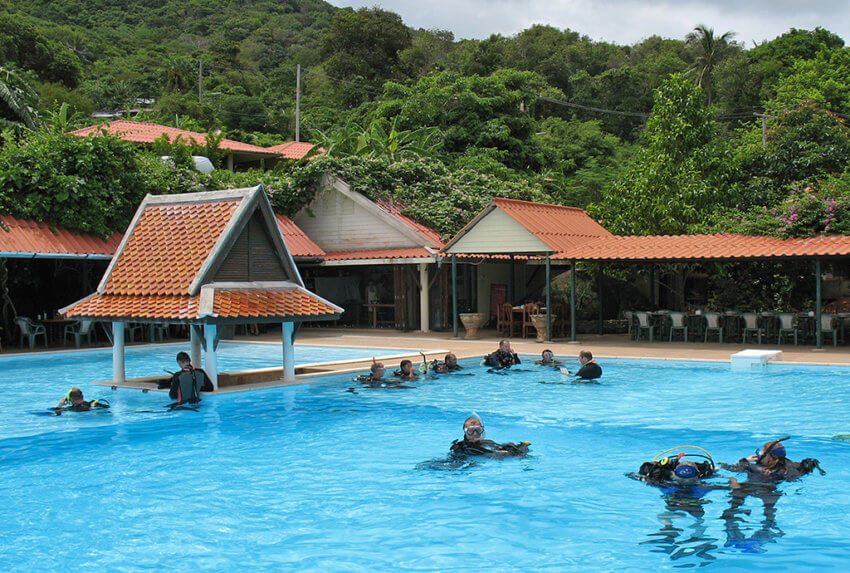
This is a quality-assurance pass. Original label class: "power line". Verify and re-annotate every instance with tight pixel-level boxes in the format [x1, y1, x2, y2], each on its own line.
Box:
[537, 95, 651, 118]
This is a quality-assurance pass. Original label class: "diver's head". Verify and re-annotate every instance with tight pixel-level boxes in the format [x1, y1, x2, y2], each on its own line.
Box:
[463, 416, 485, 442]
[673, 460, 699, 481]
[756, 439, 787, 467]
[578, 350, 593, 365]
[370, 362, 385, 378]
[541, 349, 554, 363]
[400, 359, 413, 374]
[445, 353, 457, 367]
[68, 387, 85, 404]
[176, 351, 191, 367]
[499, 339, 511, 352]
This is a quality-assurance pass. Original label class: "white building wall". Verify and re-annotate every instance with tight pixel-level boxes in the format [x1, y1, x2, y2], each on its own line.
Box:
[476, 262, 513, 323]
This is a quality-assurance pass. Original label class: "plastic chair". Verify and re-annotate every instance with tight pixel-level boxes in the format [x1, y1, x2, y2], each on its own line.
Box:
[820, 314, 839, 347]
[149, 323, 169, 342]
[15, 316, 47, 350]
[634, 311, 654, 342]
[668, 312, 688, 342]
[126, 322, 145, 342]
[777, 313, 798, 345]
[623, 311, 634, 339]
[703, 312, 723, 343]
[64, 319, 95, 348]
[742, 313, 763, 344]
[522, 303, 540, 339]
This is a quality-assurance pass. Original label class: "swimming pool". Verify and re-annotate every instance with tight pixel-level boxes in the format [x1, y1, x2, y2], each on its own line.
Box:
[0, 355, 847, 570]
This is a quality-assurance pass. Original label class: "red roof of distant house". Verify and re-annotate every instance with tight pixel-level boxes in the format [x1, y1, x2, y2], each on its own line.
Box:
[0, 215, 122, 258]
[373, 197, 444, 247]
[323, 247, 435, 261]
[266, 141, 324, 160]
[68, 120, 277, 155]
[275, 214, 325, 258]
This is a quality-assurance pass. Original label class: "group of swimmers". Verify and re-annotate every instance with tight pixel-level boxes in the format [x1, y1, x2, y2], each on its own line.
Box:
[53, 351, 213, 414]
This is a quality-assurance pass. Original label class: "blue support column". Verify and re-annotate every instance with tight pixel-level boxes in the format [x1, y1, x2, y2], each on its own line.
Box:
[282, 321, 295, 382]
[112, 321, 125, 384]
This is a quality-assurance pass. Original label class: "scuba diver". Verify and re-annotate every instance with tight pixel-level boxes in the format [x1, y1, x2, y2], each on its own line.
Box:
[720, 438, 823, 554]
[485, 339, 521, 369]
[561, 350, 602, 380]
[54, 387, 110, 413]
[426, 353, 463, 374]
[168, 351, 212, 407]
[535, 349, 563, 367]
[449, 416, 530, 458]
[393, 359, 419, 381]
[352, 361, 387, 387]
[634, 446, 724, 565]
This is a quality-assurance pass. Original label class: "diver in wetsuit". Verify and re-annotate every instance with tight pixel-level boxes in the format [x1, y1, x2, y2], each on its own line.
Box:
[429, 353, 463, 374]
[352, 361, 389, 387]
[722, 437, 823, 483]
[450, 417, 530, 458]
[535, 349, 562, 367]
[485, 340, 521, 369]
[393, 359, 418, 381]
[168, 352, 213, 406]
[565, 350, 602, 379]
[55, 387, 110, 412]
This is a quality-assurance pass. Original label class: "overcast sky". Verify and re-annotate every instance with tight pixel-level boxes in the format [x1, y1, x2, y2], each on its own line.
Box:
[327, 0, 850, 46]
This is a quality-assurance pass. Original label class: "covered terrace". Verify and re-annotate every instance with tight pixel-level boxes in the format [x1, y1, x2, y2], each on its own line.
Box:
[443, 198, 850, 349]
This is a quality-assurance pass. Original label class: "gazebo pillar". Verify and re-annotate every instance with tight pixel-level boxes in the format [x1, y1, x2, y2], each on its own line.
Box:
[419, 262, 430, 333]
[190, 325, 202, 367]
[545, 255, 552, 342]
[816, 259, 823, 350]
[204, 324, 219, 390]
[570, 261, 577, 342]
[226, 153, 234, 171]
[597, 263, 604, 335]
[112, 321, 125, 384]
[282, 321, 296, 382]
[451, 255, 458, 338]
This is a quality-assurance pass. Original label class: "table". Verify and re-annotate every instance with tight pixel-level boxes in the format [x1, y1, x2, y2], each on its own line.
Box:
[37, 319, 74, 345]
[363, 303, 395, 328]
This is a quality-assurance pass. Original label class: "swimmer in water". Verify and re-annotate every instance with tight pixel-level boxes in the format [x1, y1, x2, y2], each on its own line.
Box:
[393, 359, 418, 381]
[563, 350, 602, 379]
[722, 438, 823, 484]
[485, 339, 521, 369]
[449, 417, 530, 458]
[55, 387, 110, 412]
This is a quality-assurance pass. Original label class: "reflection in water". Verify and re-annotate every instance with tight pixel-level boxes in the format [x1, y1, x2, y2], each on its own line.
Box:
[641, 483, 721, 565]
[721, 482, 784, 554]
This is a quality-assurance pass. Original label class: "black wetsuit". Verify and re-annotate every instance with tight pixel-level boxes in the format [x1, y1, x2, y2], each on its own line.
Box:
[638, 460, 715, 482]
[169, 366, 212, 405]
[62, 400, 110, 412]
[486, 350, 521, 369]
[574, 360, 602, 380]
[450, 438, 529, 458]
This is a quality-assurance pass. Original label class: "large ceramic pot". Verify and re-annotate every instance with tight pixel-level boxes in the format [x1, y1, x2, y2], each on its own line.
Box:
[530, 313, 556, 343]
[459, 312, 486, 339]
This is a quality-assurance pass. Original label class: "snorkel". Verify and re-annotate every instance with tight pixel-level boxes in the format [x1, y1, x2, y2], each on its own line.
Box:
[755, 436, 790, 465]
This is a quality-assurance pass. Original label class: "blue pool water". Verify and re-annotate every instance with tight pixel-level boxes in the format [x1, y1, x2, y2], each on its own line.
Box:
[1, 353, 848, 570]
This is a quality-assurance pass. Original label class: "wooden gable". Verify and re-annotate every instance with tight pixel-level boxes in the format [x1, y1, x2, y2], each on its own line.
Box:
[213, 211, 290, 282]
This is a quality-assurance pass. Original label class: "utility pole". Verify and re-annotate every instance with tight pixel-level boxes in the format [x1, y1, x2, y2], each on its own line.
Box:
[198, 59, 203, 102]
[295, 64, 301, 142]
[754, 112, 776, 148]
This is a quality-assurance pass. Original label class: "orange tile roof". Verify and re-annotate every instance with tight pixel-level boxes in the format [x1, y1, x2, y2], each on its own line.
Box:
[552, 233, 850, 261]
[275, 214, 325, 258]
[0, 215, 122, 258]
[373, 197, 444, 246]
[266, 141, 324, 159]
[493, 197, 612, 252]
[104, 200, 241, 296]
[64, 285, 340, 321]
[69, 120, 277, 155]
[323, 247, 435, 261]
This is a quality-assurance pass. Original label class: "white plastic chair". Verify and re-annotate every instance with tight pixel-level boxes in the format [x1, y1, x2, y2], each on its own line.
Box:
[635, 311, 654, 342]
[64, 320, 95, 348]
[742, 313, 763, 344]
[16, 316, 47, 350]
[821, 314, 838, 347]
[668, 312, 688, 342]
[623, 310, 634, 339]
[777, 313, 798, 345]
[704, 312, 723, 343]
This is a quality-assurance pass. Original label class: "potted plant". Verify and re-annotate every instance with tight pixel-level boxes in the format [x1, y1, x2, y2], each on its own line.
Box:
[458, 312, 486, 339]
[530, 313, 556, 343]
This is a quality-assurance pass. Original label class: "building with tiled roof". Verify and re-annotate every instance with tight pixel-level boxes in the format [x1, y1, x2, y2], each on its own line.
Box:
[443, 197, 850, 346]
[68, 120, 279, 170]
[0, 215, 122, 260]
[292, 174, 445, 332]
[266, 141, 324, 160]
[61, 185, 342, 387]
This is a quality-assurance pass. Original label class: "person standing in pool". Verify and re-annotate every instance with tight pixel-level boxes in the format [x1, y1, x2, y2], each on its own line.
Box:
[565, 350, 601, 379]
[168, 351, 213, 406]
[486, 340, 521, 369]
[353, 362, 386, 386]
[450, 417, 529, 458]
[56, 387, 109, 412]
[394, 359, 418, 381]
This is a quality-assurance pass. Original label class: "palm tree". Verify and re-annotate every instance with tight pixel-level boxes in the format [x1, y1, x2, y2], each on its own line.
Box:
[0, 65, 40, 130]
[686, 25, 736, 105]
